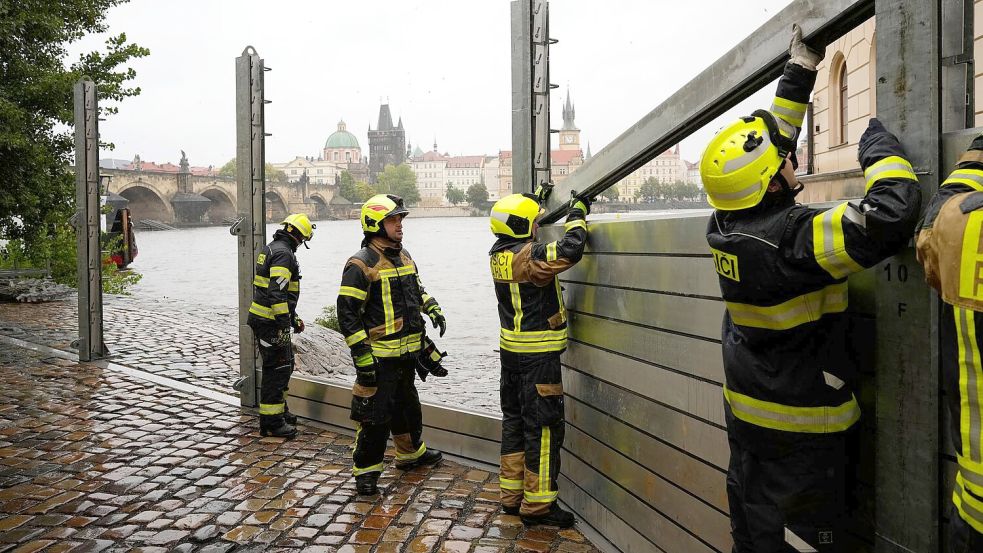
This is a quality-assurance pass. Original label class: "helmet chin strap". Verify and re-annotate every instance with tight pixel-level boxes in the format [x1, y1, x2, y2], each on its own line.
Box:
[772, 161, 803, 199]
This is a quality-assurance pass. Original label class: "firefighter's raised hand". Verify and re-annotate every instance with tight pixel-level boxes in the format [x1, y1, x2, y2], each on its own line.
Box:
[789, 23, 823, 71]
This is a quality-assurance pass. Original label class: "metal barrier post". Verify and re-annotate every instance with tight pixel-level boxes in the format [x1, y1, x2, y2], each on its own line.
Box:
[511, 0, 553, 194]
[74, 78, 106, 362]
[233, 47, 268, 408]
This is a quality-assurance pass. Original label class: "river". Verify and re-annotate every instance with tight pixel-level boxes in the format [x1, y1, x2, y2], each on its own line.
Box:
[129, 216, 502, 373]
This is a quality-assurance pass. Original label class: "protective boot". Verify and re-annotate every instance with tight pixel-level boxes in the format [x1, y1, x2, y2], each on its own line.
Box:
[355, 472, 380, 496]
[259, 415, 297, 439]
[283, 406, 297, 425]
[521, 503, 576, 528]
[502, 505, 520, 516]
[395, 448, 443, 470]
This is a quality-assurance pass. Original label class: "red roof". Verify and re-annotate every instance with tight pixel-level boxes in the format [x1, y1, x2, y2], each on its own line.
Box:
[446, 155, 485, 168]
[551, 149, 583, 165]
[413, 151, 448, 162]
[117, 160, 219, 176]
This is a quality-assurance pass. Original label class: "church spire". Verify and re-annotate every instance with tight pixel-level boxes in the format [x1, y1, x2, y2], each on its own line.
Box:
[562, 88, 577, 131]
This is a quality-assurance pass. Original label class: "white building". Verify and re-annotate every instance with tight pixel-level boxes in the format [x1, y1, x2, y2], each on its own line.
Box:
[272, 157, 346, 185]
[445, 156, 486, 192]
[484, 156, 502, 201]
[409, 146, 449, 207]
[613, 145, 690, 200]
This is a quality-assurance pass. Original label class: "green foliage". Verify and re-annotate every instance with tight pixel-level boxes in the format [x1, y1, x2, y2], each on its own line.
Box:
[0, 0, 149, 249]
[375, 164, 420, 204]
[338, 170, 359, 202]
[314, 305, 341, 332]
[636, 178, 702, 202]
[600, 186, 620, 202]
[465, 183, 489, 208]
[218, 158, 288, 183]
[355, 181, 376, 202]
[445, 183, 465, 206]
[636, 178, 662, 202]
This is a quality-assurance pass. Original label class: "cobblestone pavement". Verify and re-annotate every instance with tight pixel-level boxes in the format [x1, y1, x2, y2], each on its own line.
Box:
[0, 296, 500, 414]
[0, 342, 599, 553]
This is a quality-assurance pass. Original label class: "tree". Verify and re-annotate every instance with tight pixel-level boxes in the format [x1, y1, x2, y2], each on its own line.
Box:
[600, 186, 620, 202]
[375, 164, 420, 204]
[637, 178, 662, 202]
[338, 170, 360, 203]
[466, 183, 489, 208]
[445, 183, 465, 206]
[218, 158, 287, 183]
[355, 181, 376, 202]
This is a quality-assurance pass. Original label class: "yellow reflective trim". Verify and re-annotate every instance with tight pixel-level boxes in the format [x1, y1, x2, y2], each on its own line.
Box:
[554, 277, 567, 325]
[723, 386, 860, 433]
[259, 402, 284, 415]
[546, 242, 558, 262]
[524, 490, 559, 503]
[509, 283, 523, 332]
[813, 203, 865, 279]
[954, 473, 983, 533]
[960, 212, 983, 302]
[499, 477, 523, 490]
[490, 251, 515, 281]
[499, 328, 568, 342]
[943, 169, 983, 191]
[564, 219, 587, 232]
[288, 281, 300, 292]
[249, 303, 274, 319]
[381, 278, 396, 336]
[863, 155, 916, 191]
[352, 462, 384, 476]
[396, 442, 426, 461]
[339, 286, 368, 301]
[956, 308, 983, 463]
[271, 302, 289, 315]
[959, 456, 983, 497]
[378, 266, 418, 278]
[770, 97, 808, 127]
[269, 266, 293, 280]
[539, 426, 550, 494]
[499, 338, 568, 354]
[370, 333, 423, 357]
[253, 275, 270, 288]
[726, 282, 848, 331]
[345, 330, 368, 347]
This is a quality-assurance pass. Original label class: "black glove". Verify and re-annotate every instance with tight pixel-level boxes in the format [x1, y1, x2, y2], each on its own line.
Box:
[274, 327, 291, 346]
[426, 305, 446, 337]
[415, 337, 448, 382]
[353, 351, 378, 386]
[535, 183, 554, 204]
[291, 316, 305, 334]
[570, 196, 591, 216]
[857, 118, 904, 164]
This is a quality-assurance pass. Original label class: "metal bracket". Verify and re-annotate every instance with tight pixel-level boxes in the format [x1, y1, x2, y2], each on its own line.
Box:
[943, 53, 973, 66]
[229, 216, 244, 236]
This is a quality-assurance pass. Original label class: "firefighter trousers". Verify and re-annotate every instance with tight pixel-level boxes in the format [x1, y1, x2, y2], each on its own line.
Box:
[499, 351, 565, 517]
[726, 415, 850, 553]
[951, 500, 983, 552]
[255, 327, 294, 423]
[351, 359, 427, 476]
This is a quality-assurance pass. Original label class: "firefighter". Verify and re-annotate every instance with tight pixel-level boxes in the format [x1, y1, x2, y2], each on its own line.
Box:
[700, 26, 921, 551]
[489, 191, 589, 528]
[247, 213, 314, 439]
[915, 137, 983, 551]
[337, 194, 444, 496]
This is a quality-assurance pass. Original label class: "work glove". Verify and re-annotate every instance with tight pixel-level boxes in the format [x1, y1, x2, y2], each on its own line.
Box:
[273, 327, 291, 346]
[415, 337, 448, 382]
[569, 196, 591, 216]
[353, 351, 378, 386]
[426, 305, 447, 337]
[857, 118, 906, 167]
[788, 23, 824, 71]
[291, 316, 305, 334]
[535, 182, 554, 204]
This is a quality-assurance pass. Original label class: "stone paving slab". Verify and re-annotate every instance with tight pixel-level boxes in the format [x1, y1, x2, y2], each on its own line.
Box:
[0, 341, 600, 553]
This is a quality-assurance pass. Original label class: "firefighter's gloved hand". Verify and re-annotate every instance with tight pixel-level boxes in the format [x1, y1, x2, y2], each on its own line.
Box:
[274, 327, 291, 346]
[858, 118, 905, 166]
[292, 316, 305, 334]
[570, 197, 591, 216]
[789, 23, 824, 70]
[353, 351, 378, 386]
[535, 183, 554, 204]
[426, 305, 446, 337]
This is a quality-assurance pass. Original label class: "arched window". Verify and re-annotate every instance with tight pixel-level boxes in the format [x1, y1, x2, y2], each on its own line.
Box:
[332, 152, 338, 161]
[829, 53, 848, 146]
[869, 35, 877, 116]
[839, 63, 849, 144]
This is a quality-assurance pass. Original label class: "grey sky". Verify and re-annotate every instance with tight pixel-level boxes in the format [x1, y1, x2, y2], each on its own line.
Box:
[76, 0, 793, 169]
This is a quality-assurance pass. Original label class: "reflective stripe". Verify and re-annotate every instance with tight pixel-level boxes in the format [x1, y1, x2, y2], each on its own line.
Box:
[710, 181, 766, 202]
[371, 333, 423, 358]
[380, 277, 396, 336]
[249, 303, 274, 319]
[287, 281, 299, 292]
[813, 203, 864, 279]
[500, 328, 568, 342]
[546, 242, 557, 262]
[943, 168, 983, 191]
[499, 477, 523, 490]
[499, 338, 567, 354]
[954, 472, 983, 533]
[961, 212, 983, 302]
[345, 329, 368, 347]
[524, 490, 558, 503]
[724, 386, 861, 433]
[509, 283, 523, 332]
[722, 130, 773, 174]
[959, 456, 983, 497]
[564, 219, 587, 232]
[555, 277, 567, 325]
[253, 275, 270, 288]
[339, 286, 367, 301]
[863, 155, 916, 191]
[378, 266, 417, 278]
[396, 442, 426, 461]
[770, 97, 808, 127]
[956, 308, 983, 463]
[259, 402, 284, 415]
[352, 462, 384, 476]
[537, 426, 552, 500]
[784, 527, 818, 552]
[270, 266, 292, 280]
[726, 282, 848, 331]
[271, 302, 289, 315]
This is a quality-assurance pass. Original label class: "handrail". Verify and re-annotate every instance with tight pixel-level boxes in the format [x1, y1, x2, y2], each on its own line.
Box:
[539, 0, 874, 224]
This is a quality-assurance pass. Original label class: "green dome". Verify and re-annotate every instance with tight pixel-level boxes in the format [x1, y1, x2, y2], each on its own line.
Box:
[325, 121, 360, 149]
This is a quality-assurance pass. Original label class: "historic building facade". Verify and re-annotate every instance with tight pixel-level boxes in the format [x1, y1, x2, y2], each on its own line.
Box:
[367, 103, 406, 183]
[409, 143, 449, 207]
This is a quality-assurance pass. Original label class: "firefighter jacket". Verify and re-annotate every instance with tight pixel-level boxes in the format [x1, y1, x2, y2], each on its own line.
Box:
[707, 62, 922, 439]
[337, 237, 437, 362]
[916, 138, 983, 532]
[248, 229, 301, 330]
[489, 210, 588, 354]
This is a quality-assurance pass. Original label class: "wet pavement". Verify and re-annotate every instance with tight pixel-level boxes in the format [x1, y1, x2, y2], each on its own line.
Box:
[0, 339, 600, 552]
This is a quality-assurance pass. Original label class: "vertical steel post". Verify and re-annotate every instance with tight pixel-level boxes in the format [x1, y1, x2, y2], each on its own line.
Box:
[530, 0, 553, 195]
[942, 0, 975, 131]
[234, 47, 267, 408]
[74, 79, 106, 362]
[510, 0, 533, 193]
[873, 1, 943, 551]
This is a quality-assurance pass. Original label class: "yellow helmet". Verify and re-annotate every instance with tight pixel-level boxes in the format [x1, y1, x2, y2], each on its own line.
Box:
[282, 213, 315, 240]
[361, 194, 409, 233]
[700, 109, 796, 211]
[490, 194, 543, 238]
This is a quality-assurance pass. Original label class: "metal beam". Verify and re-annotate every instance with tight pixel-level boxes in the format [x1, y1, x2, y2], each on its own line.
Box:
[510, 0, 532, 194]
[539, 0, 874, 223]
[233, 47, 267, 408]
[873, 1, 944, 551]
[74, 78, 106, 362]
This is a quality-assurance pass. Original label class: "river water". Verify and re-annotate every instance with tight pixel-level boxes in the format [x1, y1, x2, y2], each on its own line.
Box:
[129, 216, 502, 373]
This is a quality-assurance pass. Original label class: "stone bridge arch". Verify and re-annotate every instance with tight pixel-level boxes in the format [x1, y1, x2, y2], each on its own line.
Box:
[118, 180, 174, 222]
[200, 187, 236, 223]
[309, 194, 330, 220]
[265, 191, 288, 222]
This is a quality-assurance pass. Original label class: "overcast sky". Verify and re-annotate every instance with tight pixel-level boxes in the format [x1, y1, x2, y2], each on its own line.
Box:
[74, 0, 793, 168]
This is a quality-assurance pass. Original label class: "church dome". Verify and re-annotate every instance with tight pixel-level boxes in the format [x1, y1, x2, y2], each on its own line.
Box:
[324, 120, 360, 149]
